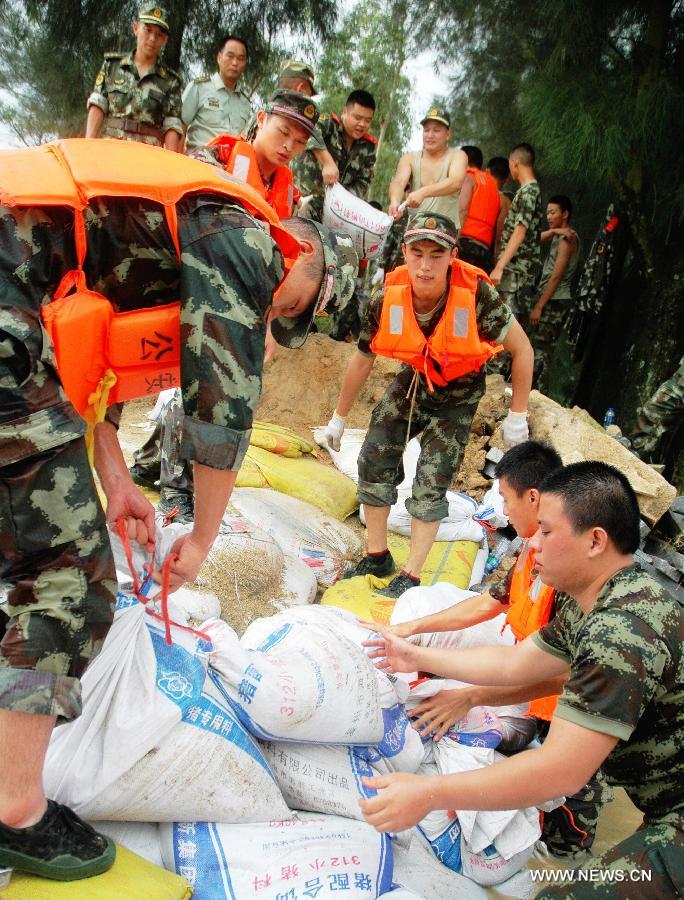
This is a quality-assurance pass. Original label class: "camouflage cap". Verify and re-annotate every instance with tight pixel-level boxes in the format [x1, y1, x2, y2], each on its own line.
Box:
[138, 1, 169, 31]
[279, 58, 315, 90]
[271, 226, 359, 349]
[403, 212, 458, 250]
[264, 89, 319, 137]
[420, 105, 451, 128]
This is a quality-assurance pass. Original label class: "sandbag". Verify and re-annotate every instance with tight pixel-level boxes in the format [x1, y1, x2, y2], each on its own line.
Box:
[4, 844, 191, 900]
[231, 487, 363, 586]
[322, 534, 480, 623]
[239, 446, 359, 519]
[92, 821, 163, 869]
[250, 420, 317, 457]
[415, 745, 540, 886]
[160, 813, 394, 899]
[46, 525, 290, 824]
[323, 182, 393, 259]
[392, 829, 487, 900]
[259, 731, 426, 821]
[207, 607, 405, 744]
[392, 585, 529, 720]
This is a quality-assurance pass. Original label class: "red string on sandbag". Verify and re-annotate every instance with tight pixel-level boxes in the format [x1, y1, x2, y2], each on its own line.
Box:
[115, 517, 211, 644]
[116, 517, 141, 596]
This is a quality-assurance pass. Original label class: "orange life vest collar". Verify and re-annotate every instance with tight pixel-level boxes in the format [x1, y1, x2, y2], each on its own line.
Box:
[460, 167, 500, 247]
[207, 134, 297, 219]
[369, 260, 502, 390]
[504, 538, 559, 721]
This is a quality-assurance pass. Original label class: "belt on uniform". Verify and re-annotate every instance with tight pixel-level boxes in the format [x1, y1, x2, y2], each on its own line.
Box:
[104, 117, 164, 139]
[459, 235, 491, 251]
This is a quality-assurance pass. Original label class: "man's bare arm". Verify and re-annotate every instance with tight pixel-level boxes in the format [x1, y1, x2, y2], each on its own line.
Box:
[85, 105, 104, 138]
[391, 591, 503, 639]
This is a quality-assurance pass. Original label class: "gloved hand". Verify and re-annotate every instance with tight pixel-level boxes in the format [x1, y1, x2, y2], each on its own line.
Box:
[371, 267, 385, 287]
[324, 411, 346, 452]
[502, 410, 529, 447]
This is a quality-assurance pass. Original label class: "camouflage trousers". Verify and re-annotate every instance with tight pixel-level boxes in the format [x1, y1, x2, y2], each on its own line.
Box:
[357, 365, 483, 521]
[1, 304, 116, 719]
[457, 236, 494, 274]
[487, 268, 537, 379]
[631, 356, 684, 458]
[297, 193, 324, 224]
[528, 297, 569, 394]
[542, 767, 613, 859]
[0, 437, 116, 720]
[535, 819, 684, 898]
[132, 392, 194, 497]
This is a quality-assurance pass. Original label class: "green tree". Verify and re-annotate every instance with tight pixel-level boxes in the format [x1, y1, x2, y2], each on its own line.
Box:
[313, 0, 413, 203]
[0, 0, 336, 144]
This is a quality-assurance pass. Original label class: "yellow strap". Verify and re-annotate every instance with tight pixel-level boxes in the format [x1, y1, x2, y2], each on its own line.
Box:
[83, 369, 118, 466]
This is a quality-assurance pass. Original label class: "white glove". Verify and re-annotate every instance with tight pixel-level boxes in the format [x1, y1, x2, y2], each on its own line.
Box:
[502, 411, 529, 447]
[324, 412, 346, 452]
[371, 267, 385, 287]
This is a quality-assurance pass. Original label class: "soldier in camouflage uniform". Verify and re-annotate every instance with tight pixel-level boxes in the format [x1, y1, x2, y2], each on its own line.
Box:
[631, 355, 684, 460]
[321, 212, 534, 598]
[490, 143, 543, 323]
[294, 89, 378, 223]
[85, 2, 182, 150]
[359, 462, 684, 898]
[528, 195, 580, 393]
[0, 144, 357, 880]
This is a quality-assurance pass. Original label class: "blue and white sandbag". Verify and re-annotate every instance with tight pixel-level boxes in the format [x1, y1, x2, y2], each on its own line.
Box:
[160, 813, 394, 899]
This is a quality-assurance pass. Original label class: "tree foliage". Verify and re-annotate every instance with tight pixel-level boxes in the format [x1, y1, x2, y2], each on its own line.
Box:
[0, 0, 337, 144]
[313, 0, 413, 202]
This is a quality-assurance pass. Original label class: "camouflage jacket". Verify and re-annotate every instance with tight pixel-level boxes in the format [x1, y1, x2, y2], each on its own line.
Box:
[0, 196, 283, 471]
[293, 113, 377, 212]
[533, 564, 684, 827]
[357, 270, 513, 400]
[497, 180, 542, 286]
[88, 50, 183, 143]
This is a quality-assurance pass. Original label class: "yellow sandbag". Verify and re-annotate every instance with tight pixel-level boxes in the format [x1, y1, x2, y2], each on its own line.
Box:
[322, 533, 480, 624]
[235, 453, 269, 487]
[5, 845, 192, 900]
[250, 421, 316, 458]
[242, 446, 359, 519]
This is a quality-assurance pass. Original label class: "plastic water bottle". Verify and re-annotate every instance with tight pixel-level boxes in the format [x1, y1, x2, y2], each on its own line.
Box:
[484, 538, 512, 575]
[603, 407, 616, 428]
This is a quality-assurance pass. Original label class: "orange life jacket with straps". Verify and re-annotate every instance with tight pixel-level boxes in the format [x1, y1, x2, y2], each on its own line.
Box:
[0, 139, 300, 457]
[459, 168, 500, 247]
[504, 538, 559, 720]
[369, 260, 502, 390]
[206, 134, 299, 218]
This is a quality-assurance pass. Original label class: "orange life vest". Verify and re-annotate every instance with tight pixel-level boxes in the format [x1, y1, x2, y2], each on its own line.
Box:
[460, 168, 500, 247]
[369, 260, 502, 390]
[0, 139, 300, 447]
[504, 538, 558, 720]
[207, 134, 299, 218]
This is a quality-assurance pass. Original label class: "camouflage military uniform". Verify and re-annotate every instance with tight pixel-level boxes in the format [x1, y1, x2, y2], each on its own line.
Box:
[531, 233, 580, 393]
[356, 276, 512, 521]
[496, 179, 543, 319]
[379, 210, 408, 273]
[294, 113, 377, 222]
[631, 356, 684, 459]
[87, 51, 183, 145]
[532, 564, 684, 897]
[0, 193, 285, 719]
